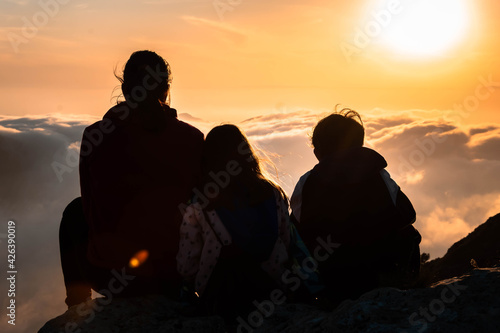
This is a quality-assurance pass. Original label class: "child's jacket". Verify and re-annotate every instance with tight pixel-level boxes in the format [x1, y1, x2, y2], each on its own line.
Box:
[291, 146, 416, 247]
[291, 147, 421, 302]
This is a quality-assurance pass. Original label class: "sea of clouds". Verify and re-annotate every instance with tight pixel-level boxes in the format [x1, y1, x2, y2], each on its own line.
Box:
[1, 109, 500, 332]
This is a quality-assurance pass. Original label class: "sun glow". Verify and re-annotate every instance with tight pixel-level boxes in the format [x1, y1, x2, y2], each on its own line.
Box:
[379, 0, 470, 58]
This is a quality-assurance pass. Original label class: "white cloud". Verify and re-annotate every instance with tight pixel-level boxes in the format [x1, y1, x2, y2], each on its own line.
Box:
[237, 111, 500, 260]
[0, 124, 20, 133]
[0, 116, 91, 332]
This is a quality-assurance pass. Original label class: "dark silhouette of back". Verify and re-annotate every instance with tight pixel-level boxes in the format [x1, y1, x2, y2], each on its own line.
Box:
[291, 109, 421, 304]
[59, 50, 203, 307]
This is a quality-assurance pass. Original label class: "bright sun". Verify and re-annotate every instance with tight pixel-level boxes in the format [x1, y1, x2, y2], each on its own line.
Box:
[379, 0, 470, 58]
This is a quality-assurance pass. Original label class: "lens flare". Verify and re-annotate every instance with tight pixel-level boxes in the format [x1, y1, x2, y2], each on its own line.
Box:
[129, 250, 149, 268]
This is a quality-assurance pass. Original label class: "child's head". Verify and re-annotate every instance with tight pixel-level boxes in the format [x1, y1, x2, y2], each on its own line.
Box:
[312, 108, 364, 160]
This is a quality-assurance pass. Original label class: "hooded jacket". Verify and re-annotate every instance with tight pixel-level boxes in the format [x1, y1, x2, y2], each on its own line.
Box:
[79, 102, 203, 283]
[292, 147, 416, 249]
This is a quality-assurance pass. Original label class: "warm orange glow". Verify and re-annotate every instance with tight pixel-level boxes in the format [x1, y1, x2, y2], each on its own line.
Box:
[0, 0, 496, 123]
[378, 0, 471, 58]
[129, 250, 149, 268]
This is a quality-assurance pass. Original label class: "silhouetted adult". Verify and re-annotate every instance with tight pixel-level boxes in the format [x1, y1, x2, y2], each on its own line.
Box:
[59, 50, 203, 307]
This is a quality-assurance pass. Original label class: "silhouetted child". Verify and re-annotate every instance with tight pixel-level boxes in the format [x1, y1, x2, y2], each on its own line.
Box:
[290, 109, 421, 304]
[176, 124, 290, 322]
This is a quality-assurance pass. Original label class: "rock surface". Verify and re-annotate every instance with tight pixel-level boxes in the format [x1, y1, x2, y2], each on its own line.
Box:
[420, 213, 500, 286]
[38, 295, 226, 333]
[39, 267, 500, 333]
[40, 214, 500, 333]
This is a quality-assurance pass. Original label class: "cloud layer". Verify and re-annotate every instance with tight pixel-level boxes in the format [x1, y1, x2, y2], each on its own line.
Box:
[0, 114, 94, 332]
[241, 112, 500, 259]
[1, 110, 500, 331]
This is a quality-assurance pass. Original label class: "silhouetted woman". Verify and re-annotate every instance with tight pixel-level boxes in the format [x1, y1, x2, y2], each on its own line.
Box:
[59, 50, 203, 307]
[176, 124, 290, 321]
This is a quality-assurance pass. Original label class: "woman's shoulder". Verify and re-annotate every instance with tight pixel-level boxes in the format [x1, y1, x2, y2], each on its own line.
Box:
[266, 180, 288, 203]
[258, 180, 288, 215]
[166, 109, 203, 138]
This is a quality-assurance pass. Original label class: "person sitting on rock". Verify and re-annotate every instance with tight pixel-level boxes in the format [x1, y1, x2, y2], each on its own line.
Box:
[59, 50, 204, 308]
[290, 108, 421, 304]
[176, 124, 290, 320]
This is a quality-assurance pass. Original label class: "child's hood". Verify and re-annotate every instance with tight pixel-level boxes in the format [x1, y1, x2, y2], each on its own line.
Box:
[312, 147, 387, 184]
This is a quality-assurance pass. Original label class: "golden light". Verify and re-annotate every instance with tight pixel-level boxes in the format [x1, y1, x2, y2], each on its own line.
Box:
[129, 250, 149, 268]
[379, 0, 470, 58]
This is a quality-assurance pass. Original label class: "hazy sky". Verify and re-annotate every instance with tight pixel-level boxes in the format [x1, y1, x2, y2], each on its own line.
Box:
[1, 0, 500, 332]
[1, 0, 499, 121]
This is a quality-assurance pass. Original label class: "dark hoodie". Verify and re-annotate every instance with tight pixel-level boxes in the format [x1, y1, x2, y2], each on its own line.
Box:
[298, 147, 416, 247]
[79, 102, 203, 283]
[294, 147, 420, 302]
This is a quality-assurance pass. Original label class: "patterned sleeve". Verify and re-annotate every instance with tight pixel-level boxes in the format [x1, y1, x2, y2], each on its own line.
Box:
[176, 204, 203, 281]
[260, 189, 291, 283]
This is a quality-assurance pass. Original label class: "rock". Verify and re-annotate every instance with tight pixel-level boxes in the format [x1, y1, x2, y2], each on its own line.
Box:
[38, 295, 225, 333]
[420, 213, 500, 286]
[39, 267, 500, 333]
[40, 214, 500, 332]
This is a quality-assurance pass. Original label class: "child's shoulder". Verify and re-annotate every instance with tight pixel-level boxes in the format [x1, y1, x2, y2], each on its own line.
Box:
[342, 147, 387, 165]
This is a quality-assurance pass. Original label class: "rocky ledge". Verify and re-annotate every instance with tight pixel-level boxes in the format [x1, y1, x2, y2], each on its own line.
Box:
[39, 266, 500, 333]
[40, 214, 500, 332]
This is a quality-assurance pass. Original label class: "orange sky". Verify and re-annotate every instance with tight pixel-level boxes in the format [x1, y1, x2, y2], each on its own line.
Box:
[1, 2, 500, 331]
[0, 0, 499, 123]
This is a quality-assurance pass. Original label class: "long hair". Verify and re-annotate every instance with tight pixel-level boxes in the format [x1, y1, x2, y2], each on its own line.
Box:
[202, 124, 286, 208]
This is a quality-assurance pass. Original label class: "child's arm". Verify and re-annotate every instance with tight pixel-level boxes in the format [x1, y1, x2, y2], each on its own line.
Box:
[176, 204, 203, 282]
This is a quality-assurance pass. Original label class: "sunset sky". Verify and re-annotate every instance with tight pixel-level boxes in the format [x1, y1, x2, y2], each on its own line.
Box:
[1, 0, 500, 331]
